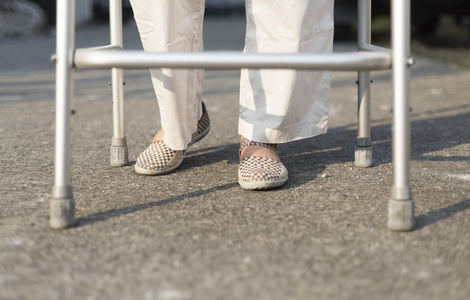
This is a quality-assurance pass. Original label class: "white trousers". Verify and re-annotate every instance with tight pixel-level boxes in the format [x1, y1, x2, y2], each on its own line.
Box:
[129, 0, 334, 150]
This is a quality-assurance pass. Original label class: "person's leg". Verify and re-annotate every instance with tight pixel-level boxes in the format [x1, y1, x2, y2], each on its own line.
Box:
[238, 0, 334, 189]
[130, 0, 210, 175]
[130, 0, 205, 150]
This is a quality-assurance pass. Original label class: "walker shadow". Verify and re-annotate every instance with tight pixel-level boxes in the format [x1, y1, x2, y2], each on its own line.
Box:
[78, 108, 469, 228]
[77, 182, 240, 227]
[414, 199, 470, 230]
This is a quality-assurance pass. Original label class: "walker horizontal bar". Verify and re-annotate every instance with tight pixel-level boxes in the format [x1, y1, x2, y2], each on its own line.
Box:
[359, 43, 390, 53]
[74, 50, 392, 71]
[53, 45, 122, 63]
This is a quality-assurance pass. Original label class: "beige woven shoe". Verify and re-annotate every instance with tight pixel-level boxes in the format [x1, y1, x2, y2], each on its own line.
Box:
[135, 103, 210, 175]
[238, 137, 288, 190]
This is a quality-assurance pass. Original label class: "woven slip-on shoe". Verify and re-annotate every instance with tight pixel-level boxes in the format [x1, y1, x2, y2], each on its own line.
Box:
[238, 137, 288, 190]
[135, 102, 210, 175]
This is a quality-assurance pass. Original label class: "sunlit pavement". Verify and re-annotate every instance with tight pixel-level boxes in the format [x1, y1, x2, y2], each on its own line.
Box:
[1, 17, 469, 300]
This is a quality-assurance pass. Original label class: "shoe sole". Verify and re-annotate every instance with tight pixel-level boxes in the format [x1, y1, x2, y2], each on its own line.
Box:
[239, 177, 288, 190]
[135, 163, 181, 175]
[135, 123, 211, 176]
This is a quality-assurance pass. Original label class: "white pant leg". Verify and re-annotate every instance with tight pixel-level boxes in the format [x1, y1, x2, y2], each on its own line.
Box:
[129, 0, 205, 150]
[239, 0, 334, 144]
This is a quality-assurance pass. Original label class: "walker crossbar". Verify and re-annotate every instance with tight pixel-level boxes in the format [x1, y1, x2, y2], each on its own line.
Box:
[74, 50, 392, 71]
[51, 0, 415, 231]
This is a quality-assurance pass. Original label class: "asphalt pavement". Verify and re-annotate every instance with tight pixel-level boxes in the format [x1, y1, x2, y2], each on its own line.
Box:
[1, 17, 469, 300]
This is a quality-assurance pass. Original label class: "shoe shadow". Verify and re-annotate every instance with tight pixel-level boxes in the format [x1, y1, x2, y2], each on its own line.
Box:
[176, 139, 338, 190]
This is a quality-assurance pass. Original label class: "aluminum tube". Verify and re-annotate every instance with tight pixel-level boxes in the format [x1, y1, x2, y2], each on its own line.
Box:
[111, 68, 125, 140]
[357, 0, 371, 140]
[392, 0, 412, 199]
[54, 0, 75, 189]
[74, 50, 392, 71]
[358, 0, 371, 46]
[109, 0, 123, 47]
[109, 0, 125, 141]
[357, 71, 371, 138]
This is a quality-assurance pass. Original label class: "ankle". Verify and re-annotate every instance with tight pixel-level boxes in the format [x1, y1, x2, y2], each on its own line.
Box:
[152, 129, 165, 143]
[239, 137, 280, 162]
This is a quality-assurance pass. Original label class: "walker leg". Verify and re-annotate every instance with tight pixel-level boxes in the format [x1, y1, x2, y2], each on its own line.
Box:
[387, 0, 415, 231]
[50, 0, 77, 229]
[355, 71, 373, 168]
[355, 0, 373, 168]
[110, 67, 129, 167]
[109, 0, 129, 167]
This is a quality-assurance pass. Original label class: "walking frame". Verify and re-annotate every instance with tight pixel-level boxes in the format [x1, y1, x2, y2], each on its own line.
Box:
[51, 0, 415, 230]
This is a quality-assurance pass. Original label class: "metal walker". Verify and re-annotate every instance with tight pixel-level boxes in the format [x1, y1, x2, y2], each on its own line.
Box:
[51, 0, 415, 230]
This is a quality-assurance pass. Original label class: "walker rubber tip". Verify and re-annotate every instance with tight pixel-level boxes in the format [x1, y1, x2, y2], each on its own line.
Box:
[387, 199, 415, 231]
[110, 145, 129, 167]
[354, 146, 373, 168]
[50, 198, 77, 229]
